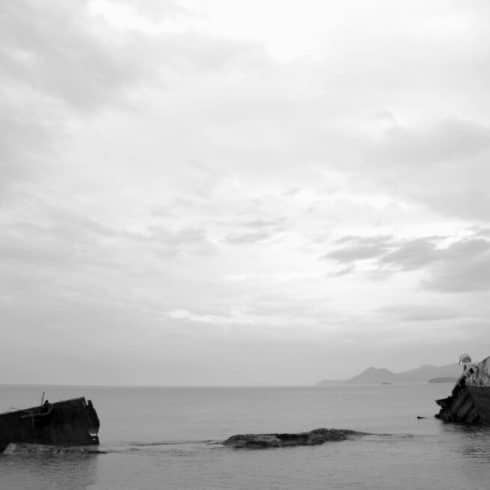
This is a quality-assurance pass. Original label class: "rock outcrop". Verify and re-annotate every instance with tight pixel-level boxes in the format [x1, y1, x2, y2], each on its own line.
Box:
[435, 377, 481, 423]
[223, 428, 366, 449]
[435, 357, 490, 424]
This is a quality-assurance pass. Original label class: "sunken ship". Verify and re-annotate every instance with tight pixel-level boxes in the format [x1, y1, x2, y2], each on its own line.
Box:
[0, 397, 100, 452]
[436, 355, 490, 424]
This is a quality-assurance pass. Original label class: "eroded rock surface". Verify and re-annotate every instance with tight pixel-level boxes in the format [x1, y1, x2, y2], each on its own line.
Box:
[223, 428, 367, 449]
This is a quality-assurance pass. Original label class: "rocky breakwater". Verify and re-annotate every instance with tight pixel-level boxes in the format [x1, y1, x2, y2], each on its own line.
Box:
[223, 428, 367, 449]
[435, 356, 490, 424]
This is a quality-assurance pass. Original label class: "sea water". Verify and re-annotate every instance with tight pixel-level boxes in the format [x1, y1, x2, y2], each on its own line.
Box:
[1, 384, 490, 490]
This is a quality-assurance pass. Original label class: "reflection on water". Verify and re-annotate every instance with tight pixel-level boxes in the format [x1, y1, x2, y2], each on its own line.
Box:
[0, 448, 99, 490]
[449, 425, 490, 462]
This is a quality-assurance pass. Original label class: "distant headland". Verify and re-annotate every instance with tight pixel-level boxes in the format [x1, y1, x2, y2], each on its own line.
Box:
[316, 363, 460, 386]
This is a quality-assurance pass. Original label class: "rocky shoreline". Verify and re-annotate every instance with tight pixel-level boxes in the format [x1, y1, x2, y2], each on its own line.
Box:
[223, 428, 367, 449]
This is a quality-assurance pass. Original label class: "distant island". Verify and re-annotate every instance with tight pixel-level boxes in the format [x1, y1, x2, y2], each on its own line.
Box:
[428, 377, 459, 384]
[316, 363, 461, 386]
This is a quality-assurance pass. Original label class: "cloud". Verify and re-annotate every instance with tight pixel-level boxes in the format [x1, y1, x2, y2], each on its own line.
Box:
[379, 304, 462, 323]
[370, 119, 490, 167]
[380, 238, 440, 271]
[1, 0, 150, 111]
[0, 99, 53, 193]
[1, 215, 119, 277]
[0, 0, 152, 196]
[166, 308, 300, 327]
[326, 235, 393, 262]
[225, 230, 275, 245]
[427, 238, 490, 292]
[223, 216, 287, 245]
[361, 118, 490, 220]
[149, 225, 216, 256]
[94, 0, 188, 21]
[3, 0, 490, 383]
[0, 0, 268, 198]
[327, 233, 490, 292]
[326, 234, 448, 272]
[241, 218, 286, 229]
[0, 204, 218, 278]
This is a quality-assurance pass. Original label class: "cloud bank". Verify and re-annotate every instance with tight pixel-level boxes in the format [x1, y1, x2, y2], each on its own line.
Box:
[2, 0, 490, 384]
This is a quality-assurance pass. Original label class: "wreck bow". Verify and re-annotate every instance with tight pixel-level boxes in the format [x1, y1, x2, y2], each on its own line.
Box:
[0, 397, 100, 452]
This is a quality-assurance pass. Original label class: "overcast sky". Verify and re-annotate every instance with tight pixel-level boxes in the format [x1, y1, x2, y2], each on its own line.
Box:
[1, 0, 490, 385]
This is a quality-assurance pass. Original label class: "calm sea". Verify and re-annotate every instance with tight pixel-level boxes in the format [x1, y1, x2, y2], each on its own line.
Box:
[1, 384, 490, 489]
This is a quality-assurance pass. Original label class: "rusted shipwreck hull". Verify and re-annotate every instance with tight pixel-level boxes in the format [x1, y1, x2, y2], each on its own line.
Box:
[436, 356, 490, 424]
[0, 397, 100, 452]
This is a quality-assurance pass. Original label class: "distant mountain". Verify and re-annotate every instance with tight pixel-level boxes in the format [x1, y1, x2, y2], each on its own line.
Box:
[394, 364, 460, 383]
[316, 363, 461, 386]
[348, 367, 395, 384]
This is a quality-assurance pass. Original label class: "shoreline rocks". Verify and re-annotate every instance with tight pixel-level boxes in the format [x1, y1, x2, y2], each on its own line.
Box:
[223, 428, 367, 449]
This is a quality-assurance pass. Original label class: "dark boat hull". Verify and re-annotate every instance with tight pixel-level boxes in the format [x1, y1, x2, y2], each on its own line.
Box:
[0, 397, 100, 452]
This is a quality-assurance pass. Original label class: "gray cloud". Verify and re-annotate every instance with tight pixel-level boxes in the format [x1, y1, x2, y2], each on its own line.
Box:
[426, 239, 490, 292]
[326, 233, 490, 292]
[3, 0, 490, 383]
[149, 226, 206, 245]
[0, 208, 216, 275]
[379, 304, 462, 323]
[326, 234, 446, 271]
[0, 215, 119, 270]
[1, 1, 149, 111]
[0, 0, 267, 198]
[241, 218, 287, 230]
[149, 226, 216, 257]
[326, 235, 393, 262]
[225, 230, 274, 245]
[0, 104, 52, 193]
[224, 216, 287, 245]
[0, 0, 151, 195]
[361, 118, 490, 221]
[1, 1, 264, 111]
[380, 238, 440, 271]
[370, 119, 490, 167]
[117, 0, 189, 19]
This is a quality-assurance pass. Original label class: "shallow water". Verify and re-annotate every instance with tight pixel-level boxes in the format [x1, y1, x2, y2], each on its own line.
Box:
[1, 384, 490, 489]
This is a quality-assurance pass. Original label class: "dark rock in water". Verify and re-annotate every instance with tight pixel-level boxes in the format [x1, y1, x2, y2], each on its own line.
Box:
[223, 428, 366, 449]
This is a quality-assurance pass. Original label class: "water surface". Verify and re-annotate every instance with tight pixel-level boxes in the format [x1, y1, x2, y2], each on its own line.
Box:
[1, 384, 490, 489]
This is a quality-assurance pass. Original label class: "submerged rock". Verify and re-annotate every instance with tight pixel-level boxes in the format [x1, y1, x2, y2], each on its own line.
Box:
[223, 428, 366, 449]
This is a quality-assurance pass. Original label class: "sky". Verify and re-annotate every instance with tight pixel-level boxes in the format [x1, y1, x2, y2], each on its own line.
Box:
[1, 0, 490, 385]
